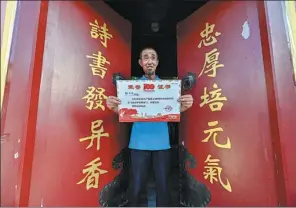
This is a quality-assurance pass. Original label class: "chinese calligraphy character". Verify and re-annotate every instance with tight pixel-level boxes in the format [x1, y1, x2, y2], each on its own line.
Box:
[89, 19, 113, 48]
[82, 87, 107, 111]
[199, 48, 224, 78]
[198, 22, 221, 48]
[202, 121, 231, 149]
[200, 83, 227, 112]
[203, 154, 232, 192]
[79, 120, 109, 151]
[165, 84, 171, 89]
[77, 157, 108, 190]
[86, 51, 110, 79]
[158, 84, 164, 89]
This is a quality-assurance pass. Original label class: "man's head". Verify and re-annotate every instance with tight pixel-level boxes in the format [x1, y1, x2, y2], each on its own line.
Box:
[138, 47, 159, 77]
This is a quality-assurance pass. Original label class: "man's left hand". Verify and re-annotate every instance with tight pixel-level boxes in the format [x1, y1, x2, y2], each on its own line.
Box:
[178, 94, 194, 112]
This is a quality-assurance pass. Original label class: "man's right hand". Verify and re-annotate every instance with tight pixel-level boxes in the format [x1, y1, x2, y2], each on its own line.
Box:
[106, 96, 121, 113]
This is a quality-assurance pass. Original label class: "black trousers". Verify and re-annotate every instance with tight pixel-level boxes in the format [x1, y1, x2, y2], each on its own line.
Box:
[128, 149, 171, 207]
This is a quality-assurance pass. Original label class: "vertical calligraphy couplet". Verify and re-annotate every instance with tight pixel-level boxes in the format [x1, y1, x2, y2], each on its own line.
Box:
[77, 18, 114, 191]
[197, 22, 233, 193]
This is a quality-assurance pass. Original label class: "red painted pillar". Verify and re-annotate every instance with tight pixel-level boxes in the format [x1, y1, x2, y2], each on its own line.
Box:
[260, 1, 296, 206]
[1, 1, 49, 206]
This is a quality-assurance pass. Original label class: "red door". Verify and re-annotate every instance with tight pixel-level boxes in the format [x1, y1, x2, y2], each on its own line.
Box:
[178, 1, 278, 206]
[1, 1, 131, 207]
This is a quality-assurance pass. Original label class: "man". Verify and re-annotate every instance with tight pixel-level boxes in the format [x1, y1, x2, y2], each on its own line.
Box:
[106, 47, 193, 207]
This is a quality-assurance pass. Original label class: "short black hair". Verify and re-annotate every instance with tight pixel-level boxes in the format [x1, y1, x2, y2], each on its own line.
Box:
[139, 47, 158, 59]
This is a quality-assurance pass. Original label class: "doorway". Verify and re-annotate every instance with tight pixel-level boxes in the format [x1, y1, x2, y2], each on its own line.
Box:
[104, 0, 208, 206]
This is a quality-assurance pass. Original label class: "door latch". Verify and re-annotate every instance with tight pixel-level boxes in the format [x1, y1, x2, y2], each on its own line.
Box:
[181, 72, 197, 91]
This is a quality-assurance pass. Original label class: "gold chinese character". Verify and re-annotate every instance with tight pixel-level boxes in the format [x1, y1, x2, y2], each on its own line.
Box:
[199, 48, 224, 78]
[200, 83, 227, 111]
[79, 120, 109, 151]
[86, 51, 110, 79]
[198, 22, 221, 48]
[82, 87, 107, 111]
[89, 20, 113, 48]
[202, 121, 231, 149]
[77, 157, 108, 190]
[203, 154, 232, 192]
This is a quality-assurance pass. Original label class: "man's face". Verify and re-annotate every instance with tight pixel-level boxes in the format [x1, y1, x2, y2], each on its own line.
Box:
[139, 48, 159, 76]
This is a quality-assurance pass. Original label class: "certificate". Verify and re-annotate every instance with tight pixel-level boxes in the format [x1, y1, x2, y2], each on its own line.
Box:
[116, 79, 181, 122]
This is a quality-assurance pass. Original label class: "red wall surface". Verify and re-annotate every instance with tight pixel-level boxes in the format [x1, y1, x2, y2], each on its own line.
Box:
[1, 1, 44, 205]
[264, 1, 296, 206]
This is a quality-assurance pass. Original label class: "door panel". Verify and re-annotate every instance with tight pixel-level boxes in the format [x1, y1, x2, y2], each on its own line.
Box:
[28, 1, 131, 206]
[265, 1, 296, 205]
[177, 1, 277, 206]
